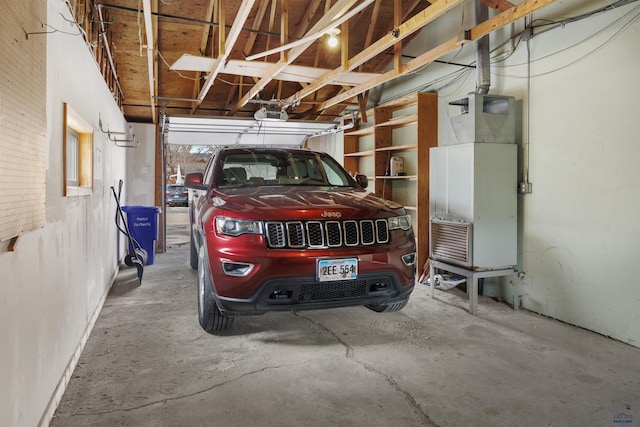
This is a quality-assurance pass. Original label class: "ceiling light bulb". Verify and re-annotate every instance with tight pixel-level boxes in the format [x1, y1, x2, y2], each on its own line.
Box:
[326, 28, 340, 48]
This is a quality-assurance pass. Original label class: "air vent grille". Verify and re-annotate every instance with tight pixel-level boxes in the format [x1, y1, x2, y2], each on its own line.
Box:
[430, 219, 472, 267]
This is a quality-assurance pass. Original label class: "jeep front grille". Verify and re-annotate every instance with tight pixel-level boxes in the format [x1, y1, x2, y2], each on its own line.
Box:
[265, 219, 389, 249]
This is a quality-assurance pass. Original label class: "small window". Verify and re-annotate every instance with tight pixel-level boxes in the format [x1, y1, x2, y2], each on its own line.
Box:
[63, 103, 93, 196]
[66, 128, 79, 187]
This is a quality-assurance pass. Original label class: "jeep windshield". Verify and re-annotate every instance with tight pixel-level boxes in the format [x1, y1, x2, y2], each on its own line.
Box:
[216, 148, 355, 188]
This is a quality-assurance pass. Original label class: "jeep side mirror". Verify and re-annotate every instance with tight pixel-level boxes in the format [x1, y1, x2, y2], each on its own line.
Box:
[354, 173, 368, 189]
[184, 172, 208, 190]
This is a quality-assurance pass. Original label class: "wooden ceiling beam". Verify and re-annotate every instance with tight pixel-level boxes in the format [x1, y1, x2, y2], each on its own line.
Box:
[394, 0, 402, 72]
[312, 0, 332, 70]
[142, 0, 157, 123]
[294, 0, 323, 38]
[229, 0, 361, 115]
[320, 0, 556, 110]
[284, 0, 462, 107]
[357, 92, 369, 123]
[479, 0, 515, 13]
[218, 0, 226, 56]
[341, 20, 349, 70]
[244, 0, 272, 57]
[152, 0, 158, 123]
[191, 0, 256, 113]
[281, 0, 288, 63]
[266, 0, 277, 52]
[357, 0, 381, 72]
[330, 0, 421, 120]
[191, 0, 216, 106]
[224, 0, 272, 111]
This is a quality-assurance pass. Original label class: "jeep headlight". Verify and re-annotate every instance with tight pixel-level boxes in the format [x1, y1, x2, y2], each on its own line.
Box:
[387, 215, 412, 231]
[215, 217, 263, 236]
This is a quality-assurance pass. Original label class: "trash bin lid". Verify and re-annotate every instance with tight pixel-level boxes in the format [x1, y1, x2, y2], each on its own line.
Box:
[122, 205, 162, 214]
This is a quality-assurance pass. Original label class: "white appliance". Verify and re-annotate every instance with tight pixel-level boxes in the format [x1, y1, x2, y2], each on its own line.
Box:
[429, 143, 516, 269]
[390, 156, 404, 176]
[429, 93, 517, 270]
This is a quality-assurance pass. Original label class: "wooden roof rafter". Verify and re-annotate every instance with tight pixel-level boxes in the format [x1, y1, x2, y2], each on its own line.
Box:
[191, 0, 256, 113]
[228, 0, 362, 115]
[224, 0, 273, 111]
[142, 0, 158, 123]
[284, 0, 463, 108]
[191, 0, 216, 105]
[320, 0, 557, 111]
[479, 0, 515, 13]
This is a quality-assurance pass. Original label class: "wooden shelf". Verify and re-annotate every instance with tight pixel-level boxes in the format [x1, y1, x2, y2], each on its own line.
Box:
[375, 114, 418, 128]
[343, 92, 438, 276]
[375, 175, 417, 181]
[344, 126, 375, 136]
[344, 150, 374, 157]
[375, 144, 417, 153]
[378, 93, 417, 111]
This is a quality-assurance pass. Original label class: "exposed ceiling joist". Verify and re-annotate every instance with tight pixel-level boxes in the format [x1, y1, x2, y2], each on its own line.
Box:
[191, 0, 215, 103]
[223, 0, 273, 109]
[294, 0, 324, 38]
[479, 0, 516, 13]
[393, 0, 402, 72]
[284, 0, 462, 107]
[358, 0, 381, 72]
[86, 0, 563, 123]
[228, 0, 362, 115]
[191, 0, 256, 112]
[320, 0, 556, 111]
[142, 0, 157, 123]
[281, 0, 289, 62]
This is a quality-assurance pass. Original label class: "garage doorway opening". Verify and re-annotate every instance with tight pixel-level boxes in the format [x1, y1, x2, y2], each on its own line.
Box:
[159, 115, 343, 252]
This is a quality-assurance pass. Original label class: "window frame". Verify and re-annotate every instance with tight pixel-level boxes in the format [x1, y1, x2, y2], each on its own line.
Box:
[63, 103, 94, 196]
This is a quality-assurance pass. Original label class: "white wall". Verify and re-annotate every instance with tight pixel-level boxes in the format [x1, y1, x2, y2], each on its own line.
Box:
[0, 1, 135, 425]
[1, 2, 637, 426]
[380, 0, 640, 346]
[127, 123, 158, 207]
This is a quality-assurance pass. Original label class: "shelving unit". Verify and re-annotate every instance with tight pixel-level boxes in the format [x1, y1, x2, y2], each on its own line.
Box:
[344, 92, 438, 275]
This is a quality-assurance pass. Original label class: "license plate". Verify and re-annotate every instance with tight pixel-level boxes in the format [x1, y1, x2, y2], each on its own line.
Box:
[317, 258, 358, 282]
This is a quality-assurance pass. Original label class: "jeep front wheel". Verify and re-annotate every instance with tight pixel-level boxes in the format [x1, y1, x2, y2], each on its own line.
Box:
[197, 245, 234, 332]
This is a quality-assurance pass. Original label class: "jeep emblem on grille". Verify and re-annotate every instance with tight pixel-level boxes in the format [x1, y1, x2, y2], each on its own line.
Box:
[321, 211, 342, 218]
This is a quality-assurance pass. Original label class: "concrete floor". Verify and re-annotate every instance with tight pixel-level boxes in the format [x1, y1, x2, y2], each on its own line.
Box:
[51, 207, 639, 427]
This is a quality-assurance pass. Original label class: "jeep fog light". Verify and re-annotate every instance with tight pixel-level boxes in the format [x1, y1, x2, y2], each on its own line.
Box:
[222, 261, 254, 277]
[215, 216, 263, 236]
[402, 252, 417, 266]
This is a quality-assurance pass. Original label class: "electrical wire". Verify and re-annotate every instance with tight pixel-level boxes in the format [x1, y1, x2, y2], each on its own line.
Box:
[374, 0, 639, 107]
[492, 5, 640, 79]
[157, 50, 206, 81]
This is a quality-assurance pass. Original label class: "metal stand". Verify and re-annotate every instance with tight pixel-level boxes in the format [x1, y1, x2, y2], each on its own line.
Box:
[429, 259, 518, 315]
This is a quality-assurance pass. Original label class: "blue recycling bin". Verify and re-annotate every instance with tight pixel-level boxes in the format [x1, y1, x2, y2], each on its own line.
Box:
[122, 205, 161, 265]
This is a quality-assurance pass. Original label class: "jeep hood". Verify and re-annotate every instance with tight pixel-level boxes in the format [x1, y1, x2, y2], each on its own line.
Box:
[212, 186, 405, 220]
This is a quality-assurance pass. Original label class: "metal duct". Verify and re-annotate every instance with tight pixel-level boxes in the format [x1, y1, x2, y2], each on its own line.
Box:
[475, 1, 490, 94]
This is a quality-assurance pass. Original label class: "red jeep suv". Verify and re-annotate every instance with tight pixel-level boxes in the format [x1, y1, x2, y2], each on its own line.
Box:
[185, 146, 416, 332]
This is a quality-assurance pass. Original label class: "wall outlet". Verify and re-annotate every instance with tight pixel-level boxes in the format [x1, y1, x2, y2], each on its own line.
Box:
[519, 181, 533, 194]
